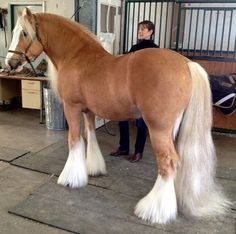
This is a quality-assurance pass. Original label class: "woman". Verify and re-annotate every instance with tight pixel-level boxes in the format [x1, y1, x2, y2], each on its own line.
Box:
[110, 20, 159, 162]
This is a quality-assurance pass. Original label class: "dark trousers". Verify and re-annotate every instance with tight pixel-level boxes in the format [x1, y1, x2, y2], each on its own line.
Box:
[118, 118, 147, 153]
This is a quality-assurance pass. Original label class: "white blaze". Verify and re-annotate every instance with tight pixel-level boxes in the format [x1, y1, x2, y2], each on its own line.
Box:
[5, 23, 22, 67]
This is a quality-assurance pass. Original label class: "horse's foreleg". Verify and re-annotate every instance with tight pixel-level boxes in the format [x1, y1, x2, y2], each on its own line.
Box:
[134, 128, 178, 224]
[83, 112, 107, 176]
[57, 103, 88, 188]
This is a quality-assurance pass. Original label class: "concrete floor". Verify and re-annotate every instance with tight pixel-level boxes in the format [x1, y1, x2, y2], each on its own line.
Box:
[0, 108, 69, 234]
[0, 108, 235, 234]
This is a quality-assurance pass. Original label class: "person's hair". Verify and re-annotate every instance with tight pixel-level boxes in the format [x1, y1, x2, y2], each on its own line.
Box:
[138, 20, 155, 39]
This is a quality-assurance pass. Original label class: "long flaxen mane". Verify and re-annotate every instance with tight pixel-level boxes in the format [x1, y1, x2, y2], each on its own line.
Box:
[17, 13, 36, 40]
[18, 11, 102, 46]
[39, 13, 103, 51]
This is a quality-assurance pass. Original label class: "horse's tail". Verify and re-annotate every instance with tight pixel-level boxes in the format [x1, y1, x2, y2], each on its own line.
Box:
[175, 61, 231, 217]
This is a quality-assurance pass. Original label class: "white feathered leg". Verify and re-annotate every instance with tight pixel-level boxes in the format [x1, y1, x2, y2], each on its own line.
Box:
[84, 111, 107, 176]
[135, 175, 177, 224]
[58, 136, 88, 188]
[86, 129, 107, 176]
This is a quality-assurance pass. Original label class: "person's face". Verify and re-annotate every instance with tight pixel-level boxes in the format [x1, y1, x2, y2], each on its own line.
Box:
[138, 25, 153, 40]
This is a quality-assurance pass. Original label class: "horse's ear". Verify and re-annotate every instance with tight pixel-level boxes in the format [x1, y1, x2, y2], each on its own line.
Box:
[16, 8, 22, 18]
[23, 7, 33, 19]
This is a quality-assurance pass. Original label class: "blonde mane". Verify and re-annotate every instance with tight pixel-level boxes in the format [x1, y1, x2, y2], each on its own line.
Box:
[17, 11, 101, 48]
[38, 13, 101, 46]
[77, 22, 100, 43]
[17, 14, 36, 41]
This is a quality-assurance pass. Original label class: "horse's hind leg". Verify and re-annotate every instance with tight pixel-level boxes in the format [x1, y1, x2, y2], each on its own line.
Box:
[57, 103, 88, 188]
[83, 112, 107, 176]
[134, 118, 180, 224]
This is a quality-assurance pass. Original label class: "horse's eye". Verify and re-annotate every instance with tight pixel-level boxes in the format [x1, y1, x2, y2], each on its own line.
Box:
[22, 31, 27, 37]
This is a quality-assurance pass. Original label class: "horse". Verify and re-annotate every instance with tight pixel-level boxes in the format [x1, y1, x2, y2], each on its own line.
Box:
[5, 8, 230, 224]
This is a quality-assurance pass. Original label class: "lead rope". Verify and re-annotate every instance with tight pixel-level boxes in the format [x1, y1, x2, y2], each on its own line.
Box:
[70, 0, 88, 19]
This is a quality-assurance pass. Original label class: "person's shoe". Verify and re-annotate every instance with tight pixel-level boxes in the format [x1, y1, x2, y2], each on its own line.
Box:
[110, 148, 129, 157]
[128, 153, 143, 163]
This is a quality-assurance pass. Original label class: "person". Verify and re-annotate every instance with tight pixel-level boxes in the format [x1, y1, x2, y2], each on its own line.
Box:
[110, 20, 159, 163]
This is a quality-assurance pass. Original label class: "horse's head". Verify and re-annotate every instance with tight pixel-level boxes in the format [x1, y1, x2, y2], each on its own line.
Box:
[5, 8, 43, 72]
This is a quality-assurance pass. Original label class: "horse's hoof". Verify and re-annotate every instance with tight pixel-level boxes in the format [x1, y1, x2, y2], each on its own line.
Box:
[57, 170, 88, 188]
[134, 176, 177, 224]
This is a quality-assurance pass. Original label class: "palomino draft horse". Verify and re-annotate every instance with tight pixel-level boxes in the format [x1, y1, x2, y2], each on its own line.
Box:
[6, 8, 230, 224]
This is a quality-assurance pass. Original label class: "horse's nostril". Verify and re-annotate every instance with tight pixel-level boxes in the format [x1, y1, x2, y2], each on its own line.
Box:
[8, 63, 14, 71]
[16, 61, 22, 68]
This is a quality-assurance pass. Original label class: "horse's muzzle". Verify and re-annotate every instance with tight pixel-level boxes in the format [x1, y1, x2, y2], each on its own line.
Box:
[6, 59, 22, 71]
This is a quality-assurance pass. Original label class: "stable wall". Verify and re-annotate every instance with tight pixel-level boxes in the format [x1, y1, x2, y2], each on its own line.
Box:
[194, 60, 236, 76]
[194, 59, 236, 132]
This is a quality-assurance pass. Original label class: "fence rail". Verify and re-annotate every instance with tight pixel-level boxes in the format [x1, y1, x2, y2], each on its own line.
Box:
[123, 0, 236, 61]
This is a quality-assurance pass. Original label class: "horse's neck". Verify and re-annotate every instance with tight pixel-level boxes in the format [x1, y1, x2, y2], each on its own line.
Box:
[39, 13, 107, 68]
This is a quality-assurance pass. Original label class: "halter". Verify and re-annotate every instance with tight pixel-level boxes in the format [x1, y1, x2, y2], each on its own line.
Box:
[8, 14, 42, 76]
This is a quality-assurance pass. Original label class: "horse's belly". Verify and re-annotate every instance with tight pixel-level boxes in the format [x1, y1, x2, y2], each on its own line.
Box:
[89, 103, 141, 121]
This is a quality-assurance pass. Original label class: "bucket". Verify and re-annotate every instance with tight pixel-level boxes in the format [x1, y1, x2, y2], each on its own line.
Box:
[43, 88, 67, 130]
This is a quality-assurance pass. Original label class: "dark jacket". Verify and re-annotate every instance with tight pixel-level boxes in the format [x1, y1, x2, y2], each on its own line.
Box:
[129, 39, 159, 53]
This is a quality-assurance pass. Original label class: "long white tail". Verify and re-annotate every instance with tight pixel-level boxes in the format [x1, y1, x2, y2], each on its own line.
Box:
[175, 62, 231, 217]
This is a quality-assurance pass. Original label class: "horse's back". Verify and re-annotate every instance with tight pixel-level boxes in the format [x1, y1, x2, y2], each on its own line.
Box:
[121, 49, 192, 107]
[110, 48, 191, 90]
[127, 48, 190, 73]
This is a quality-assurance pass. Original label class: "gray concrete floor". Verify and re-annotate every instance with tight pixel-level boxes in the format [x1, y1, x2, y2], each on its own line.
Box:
[0, 108, 235, 234]
[0, 108, 69, 234]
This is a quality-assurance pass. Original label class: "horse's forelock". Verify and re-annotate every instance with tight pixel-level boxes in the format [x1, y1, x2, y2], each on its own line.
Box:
[17, 14, 36, 41]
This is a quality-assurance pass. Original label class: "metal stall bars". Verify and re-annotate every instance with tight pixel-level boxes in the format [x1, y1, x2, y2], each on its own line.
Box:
[123, 0, 176, 52]
[176, 1, 236, 62]
[123, 0, 236, 62]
